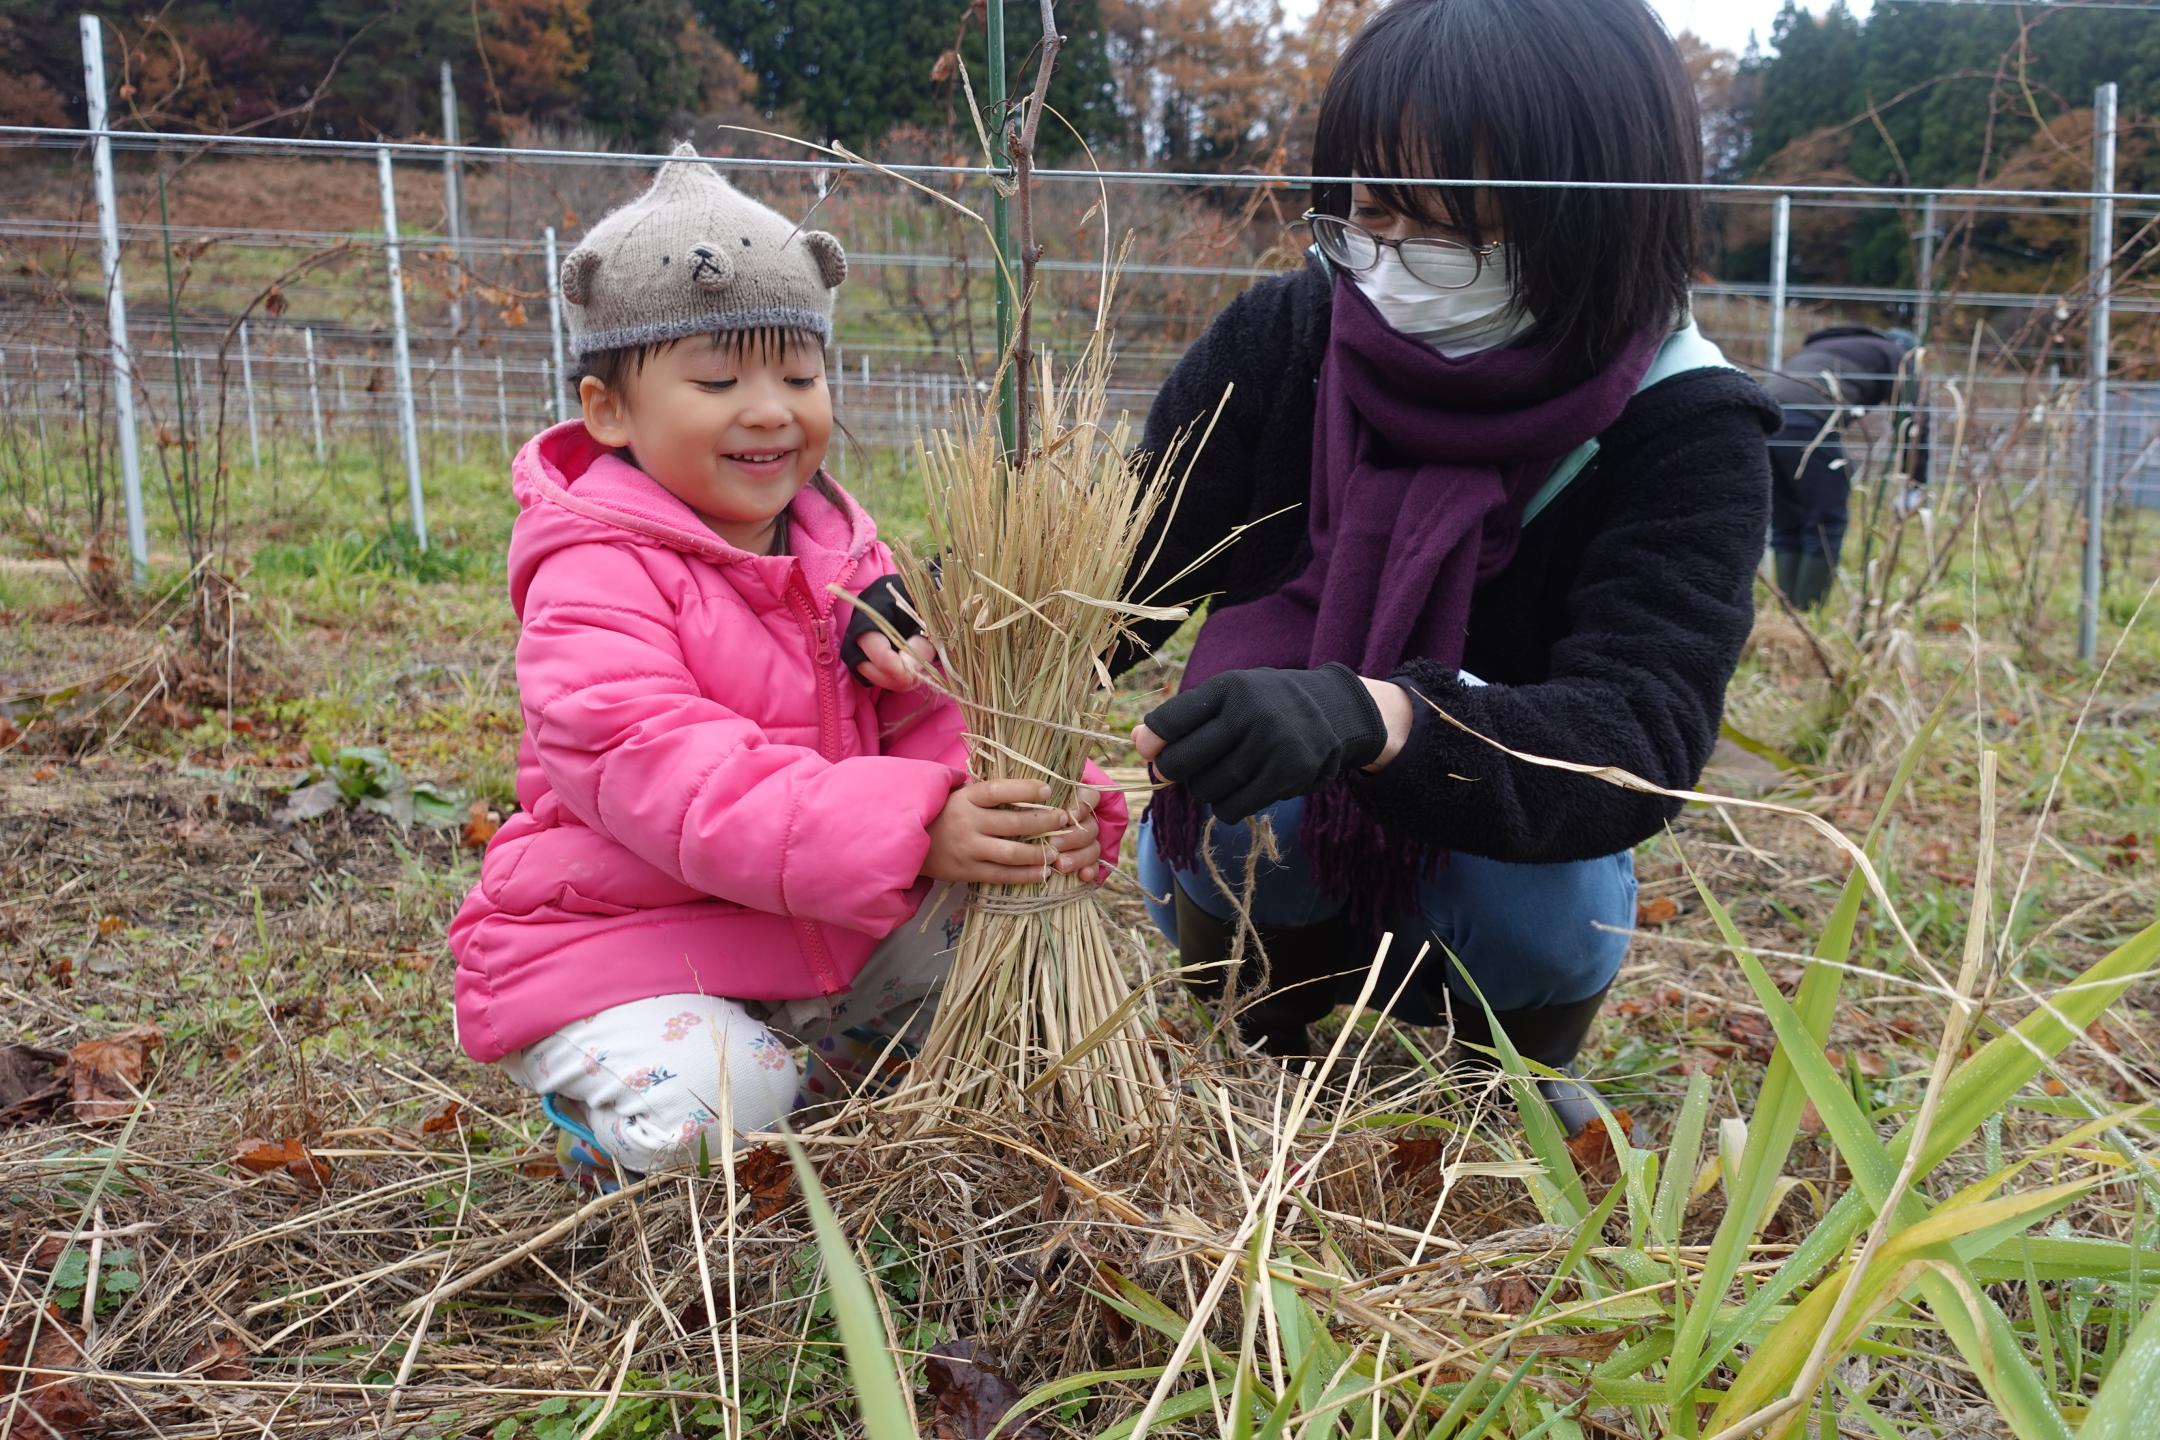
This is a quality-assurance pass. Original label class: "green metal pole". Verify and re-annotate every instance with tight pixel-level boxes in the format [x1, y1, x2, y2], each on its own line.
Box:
[987, 0, 1017, 457]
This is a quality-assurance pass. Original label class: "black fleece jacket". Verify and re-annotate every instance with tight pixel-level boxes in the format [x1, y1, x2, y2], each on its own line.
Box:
[1115, 260, 1781, 865]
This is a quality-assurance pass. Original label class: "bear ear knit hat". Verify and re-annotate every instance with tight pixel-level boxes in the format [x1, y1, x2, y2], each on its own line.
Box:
[558, 142, 848, 358]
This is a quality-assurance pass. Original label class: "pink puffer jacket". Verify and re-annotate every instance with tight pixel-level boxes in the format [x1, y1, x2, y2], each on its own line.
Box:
[450, 422, 1127, 1062]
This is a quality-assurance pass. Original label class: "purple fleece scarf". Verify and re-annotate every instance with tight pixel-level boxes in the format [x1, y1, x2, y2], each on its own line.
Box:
[1151, 277, 1663, 923]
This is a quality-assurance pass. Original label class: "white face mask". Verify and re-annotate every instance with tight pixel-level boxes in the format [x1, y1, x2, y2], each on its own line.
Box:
[1350, 245, 1535, 358]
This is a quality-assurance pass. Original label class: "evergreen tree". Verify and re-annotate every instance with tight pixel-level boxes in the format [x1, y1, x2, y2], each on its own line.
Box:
[585, 0, 702, 147]
[698, 0, 1117, 155]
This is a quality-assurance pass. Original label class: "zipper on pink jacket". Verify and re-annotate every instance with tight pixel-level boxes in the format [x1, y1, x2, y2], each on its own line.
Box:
[785, 562, 854, 994]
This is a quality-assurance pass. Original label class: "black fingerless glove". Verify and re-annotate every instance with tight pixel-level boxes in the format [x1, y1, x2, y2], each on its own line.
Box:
[1143, 663, 1387, 823]
[839, 573, 925, 683]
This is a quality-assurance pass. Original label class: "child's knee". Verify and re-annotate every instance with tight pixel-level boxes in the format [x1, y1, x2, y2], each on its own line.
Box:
[611, 1058, 797, 1169]
[514, 994, 803, 1172]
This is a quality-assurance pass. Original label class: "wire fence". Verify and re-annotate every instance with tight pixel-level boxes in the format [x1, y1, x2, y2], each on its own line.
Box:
[2, 73, 2157, 649]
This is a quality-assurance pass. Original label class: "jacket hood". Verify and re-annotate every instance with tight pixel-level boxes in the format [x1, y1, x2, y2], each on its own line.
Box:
[505, 419, 878, 620]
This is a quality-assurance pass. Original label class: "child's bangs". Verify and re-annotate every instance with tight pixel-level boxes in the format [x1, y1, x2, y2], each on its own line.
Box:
[706, 325, 824, 367]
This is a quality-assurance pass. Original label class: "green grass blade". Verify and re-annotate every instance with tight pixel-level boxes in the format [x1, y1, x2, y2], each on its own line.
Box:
[1665, 863, 1861, 1431]
[2080, 1281, 2160, 1440]
[1663, 681, 1958, 1432]
[1910, 919, 2160, 1177]
[1096, 1385, 1232, 1440]
[1707, 902, 2082, 1440]
[1450, 960, 1585, 1224]
[1652, 1070, 1714, 1250]
[784, 1134, 919, 1440]
[1703, 916, 2160, 1366]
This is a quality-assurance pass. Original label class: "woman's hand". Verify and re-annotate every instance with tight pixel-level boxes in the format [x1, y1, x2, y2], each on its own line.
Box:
[923, 779, 1103, 885]
[1132, 664, 1414, 822]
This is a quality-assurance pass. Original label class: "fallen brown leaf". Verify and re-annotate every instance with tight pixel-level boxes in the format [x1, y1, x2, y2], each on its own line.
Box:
[419, 1100, 465, 1135]
[64, 1025, 163, 1123]
[460, 800, 500, 850]
[233, 1137, 333, 1192]
[1489, 1276, 1540, 1315]
[0, 1044, 65, 1125]
[1565, 1108, 1633, 1188]
[734, 1145, 794, 1222]
[181, 1334, 251, 1382]
[925, 1339, 1049, 1440]
[1635, 896, 1680, 927]
[0, 1304, 99, 1438]
[1722, 1012, 1775, 1063]
[1390, 1133, 1447, 1180]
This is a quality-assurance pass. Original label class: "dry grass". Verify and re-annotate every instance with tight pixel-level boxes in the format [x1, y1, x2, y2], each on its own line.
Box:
[890, 278, 1205, 1134]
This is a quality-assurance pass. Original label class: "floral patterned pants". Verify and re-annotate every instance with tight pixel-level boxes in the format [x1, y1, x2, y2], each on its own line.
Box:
[499, 885, 965, 1176]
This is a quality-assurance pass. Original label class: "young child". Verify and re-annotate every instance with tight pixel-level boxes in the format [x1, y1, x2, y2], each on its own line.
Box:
[449, 145, 1126, 1186]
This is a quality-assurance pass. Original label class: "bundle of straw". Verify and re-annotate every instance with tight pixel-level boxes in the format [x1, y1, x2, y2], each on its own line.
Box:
[887, 307, 1206, 1132]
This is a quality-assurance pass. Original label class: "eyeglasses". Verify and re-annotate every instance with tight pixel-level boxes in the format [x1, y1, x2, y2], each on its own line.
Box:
[1301, 210, 1500, 290]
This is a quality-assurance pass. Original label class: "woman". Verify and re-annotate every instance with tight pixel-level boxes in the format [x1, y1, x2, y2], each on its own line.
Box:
[1117, 0, 1779, 1133]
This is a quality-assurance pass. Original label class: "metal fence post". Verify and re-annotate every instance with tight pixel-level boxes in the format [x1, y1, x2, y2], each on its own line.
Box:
[1915, 193, 1938, 346]
[81, 15, 148, 583]
[2080, 83, 2118, 663]
[442, 60, 467, 464]
[238, 319, 261, 469]
[544, 226, 569, 424]
[377, 145, 430, 551]
[303, 327, 326, 463]
[495, 355, 510, 457]
[1768, 193, 1792, 371]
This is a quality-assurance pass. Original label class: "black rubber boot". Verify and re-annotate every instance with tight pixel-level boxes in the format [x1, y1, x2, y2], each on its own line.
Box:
[1772, 549, 1800, 604]
[1172, 879, 1357, 1059]
[1445, 985, 1612, 1137]
[1788, 553, 1835, 611]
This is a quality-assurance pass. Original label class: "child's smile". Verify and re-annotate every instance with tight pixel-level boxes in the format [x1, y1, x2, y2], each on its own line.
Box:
[579, 330, 834, 552]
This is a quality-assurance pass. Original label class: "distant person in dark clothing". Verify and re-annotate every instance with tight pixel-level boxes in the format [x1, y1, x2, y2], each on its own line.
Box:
[1763, 325, 1929, 609]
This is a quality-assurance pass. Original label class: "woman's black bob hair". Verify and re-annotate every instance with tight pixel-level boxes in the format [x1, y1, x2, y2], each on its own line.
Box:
[1310, 0, 1702, 376]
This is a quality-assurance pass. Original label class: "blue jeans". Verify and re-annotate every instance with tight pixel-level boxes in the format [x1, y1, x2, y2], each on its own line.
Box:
[1137, 797, 1635, 1021]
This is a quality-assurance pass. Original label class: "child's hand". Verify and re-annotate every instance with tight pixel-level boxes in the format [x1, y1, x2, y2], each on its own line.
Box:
[923, 779, 1105, 885]
[852, 629, 940, 692]
[843, 575, 938, 692]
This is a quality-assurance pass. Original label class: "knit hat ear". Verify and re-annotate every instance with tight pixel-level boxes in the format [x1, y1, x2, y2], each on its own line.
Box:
[802, 231, 847, 290]
[560, 248, 601, 307]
